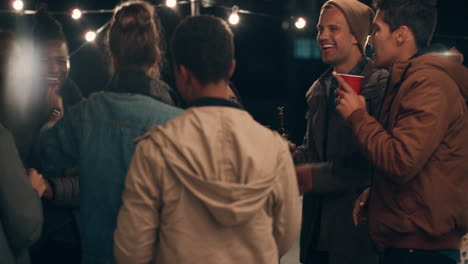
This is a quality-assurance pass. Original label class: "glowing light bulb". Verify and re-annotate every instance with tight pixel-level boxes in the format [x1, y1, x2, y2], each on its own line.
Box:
[166, 0, 177, 8]
[295, 17, 306, 29]
[228, 13, 239, 25]
[12, 0, 24, 11]
[85, 31, 96, 42]
[228, 6, 240, 25]
[71, 8, 82, 20]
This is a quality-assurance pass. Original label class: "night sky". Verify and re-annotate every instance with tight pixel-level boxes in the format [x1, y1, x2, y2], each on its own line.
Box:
[1, 0, 467, 144]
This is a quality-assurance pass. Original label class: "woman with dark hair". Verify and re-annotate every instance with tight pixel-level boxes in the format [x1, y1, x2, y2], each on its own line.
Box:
[30, 1, 181, 263]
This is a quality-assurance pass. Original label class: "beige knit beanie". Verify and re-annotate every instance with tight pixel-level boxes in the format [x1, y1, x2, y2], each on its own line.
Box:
[321, 0, 375, 54]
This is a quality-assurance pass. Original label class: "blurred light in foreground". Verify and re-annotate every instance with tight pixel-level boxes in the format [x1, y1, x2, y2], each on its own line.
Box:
[295, 17, 307, 29]
[85, 31, 96, 42]
[12, 0, 24, 11]
[228, 6, 240, 25]
[166, 0, 177, 8]
[71, 8, 82, 20]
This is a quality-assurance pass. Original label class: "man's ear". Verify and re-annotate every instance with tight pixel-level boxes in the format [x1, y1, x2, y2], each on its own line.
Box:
[228, 59, 236, 78]
[395, 25, 410, 46]
[352, 35, 358, 45]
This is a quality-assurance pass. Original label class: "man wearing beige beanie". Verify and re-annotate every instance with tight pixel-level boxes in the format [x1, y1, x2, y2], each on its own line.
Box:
[293, 0, 388, 263]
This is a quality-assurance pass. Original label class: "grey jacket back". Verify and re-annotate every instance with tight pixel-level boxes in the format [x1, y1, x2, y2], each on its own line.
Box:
[0, 124, 43, 264]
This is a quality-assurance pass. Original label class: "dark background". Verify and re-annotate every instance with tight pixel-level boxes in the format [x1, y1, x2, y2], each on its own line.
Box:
[1, 0, 467, 144]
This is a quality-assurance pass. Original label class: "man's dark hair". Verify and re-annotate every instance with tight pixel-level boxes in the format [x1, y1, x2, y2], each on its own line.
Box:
[171, 15, 234, 85]
[373, 0, 437, 49]
[32, 4, 66, 43]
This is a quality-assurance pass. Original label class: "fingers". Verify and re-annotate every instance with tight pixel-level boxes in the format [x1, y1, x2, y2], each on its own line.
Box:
[295, 164, 313, 194]
[332, 71, 354, 94]
[27, 168, 38, 175]
[353, 187, 371, 227]
[352, 200, 360, 227]
[289, 143, 297, 152]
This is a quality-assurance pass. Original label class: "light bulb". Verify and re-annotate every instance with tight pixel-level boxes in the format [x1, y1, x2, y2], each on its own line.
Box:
[85, 31, 96, 42]
[166, 0, 177, 8]
[228, 13, 240, 25]
[295, 17, 306, 29]
[71, 8, 82, 20]
[12, 0, 24, 11]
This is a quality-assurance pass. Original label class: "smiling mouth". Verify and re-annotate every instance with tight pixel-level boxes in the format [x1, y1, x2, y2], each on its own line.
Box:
[321, 44, 335, 53]
[47, 77, 60, 86]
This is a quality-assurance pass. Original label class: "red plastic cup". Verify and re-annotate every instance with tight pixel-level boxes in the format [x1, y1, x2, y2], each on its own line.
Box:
[338, 73, 364, 94]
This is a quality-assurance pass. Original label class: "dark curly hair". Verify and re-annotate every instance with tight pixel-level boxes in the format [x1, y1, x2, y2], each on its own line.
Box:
[373, 0, 437, 48]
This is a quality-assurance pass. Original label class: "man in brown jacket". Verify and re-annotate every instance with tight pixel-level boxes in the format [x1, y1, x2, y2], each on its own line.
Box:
[335, 0, 468, 263]
[294, 0, 387, 263]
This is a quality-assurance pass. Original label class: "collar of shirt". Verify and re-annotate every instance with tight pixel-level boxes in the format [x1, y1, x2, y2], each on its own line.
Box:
[187, 96, 244, 110]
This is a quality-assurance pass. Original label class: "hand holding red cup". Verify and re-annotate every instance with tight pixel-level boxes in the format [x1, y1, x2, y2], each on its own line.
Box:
[333, 71, 367, 120]
[337, 73, 364, 94]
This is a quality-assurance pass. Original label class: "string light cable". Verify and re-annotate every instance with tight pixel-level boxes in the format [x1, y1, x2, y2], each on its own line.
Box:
[3, 1, 466, 58]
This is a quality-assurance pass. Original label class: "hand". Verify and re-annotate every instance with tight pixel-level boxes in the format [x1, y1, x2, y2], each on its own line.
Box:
[46, 86, 63, 116]
[295, 164, 313, 194]
[332, 71, 367, 120]
[289, 142, 297, 158]
[42, 179, 54, 200]
[27, 168, 46, 197]
[41, 108, 63, 132]
[353, 187, 371, 227]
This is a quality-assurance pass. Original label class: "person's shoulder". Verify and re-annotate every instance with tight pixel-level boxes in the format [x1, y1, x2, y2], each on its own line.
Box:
[362, 59, 388, 79]
[0, 124, 17, 154]
[0, 123, 11, 140]
[61, 78, 85, 106]
[361, 59, 388, 90]
[306, 71, 331, 99]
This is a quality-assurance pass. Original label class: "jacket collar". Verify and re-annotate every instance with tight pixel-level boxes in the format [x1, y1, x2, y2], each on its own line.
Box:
[187, 97, 244, 110]
[318, 56, 369, 85]
[105, 66, 170, 101]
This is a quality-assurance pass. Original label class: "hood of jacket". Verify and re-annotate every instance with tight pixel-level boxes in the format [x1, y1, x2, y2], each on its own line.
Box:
[144, 106, 289, 227]
[391, 48, 468, 101]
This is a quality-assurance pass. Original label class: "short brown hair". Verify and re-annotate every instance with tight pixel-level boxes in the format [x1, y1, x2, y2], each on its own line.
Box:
[171, 15, 234, 85]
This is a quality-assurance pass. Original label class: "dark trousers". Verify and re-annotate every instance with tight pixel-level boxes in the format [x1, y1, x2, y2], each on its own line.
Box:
[302, 250, 329, 264]
[379, 248, 457, 264]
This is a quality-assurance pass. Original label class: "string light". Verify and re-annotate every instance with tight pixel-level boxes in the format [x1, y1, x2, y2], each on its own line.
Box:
[12, 0, 24, 11]
[85, 31, 97, 42]
[294, 17, 306, 29]
[228, 5, 240, 25]
[166, 0, 177, 8]
[71, 8, 82, 20]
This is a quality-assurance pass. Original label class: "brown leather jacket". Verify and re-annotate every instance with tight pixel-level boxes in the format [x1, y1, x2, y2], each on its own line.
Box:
[348, 50, 468, 250]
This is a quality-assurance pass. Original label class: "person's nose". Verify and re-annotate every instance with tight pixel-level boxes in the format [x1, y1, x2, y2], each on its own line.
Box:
[317, 28, 330, 41]
[49, 61, 59, 74]
[368, 34, 374, 47]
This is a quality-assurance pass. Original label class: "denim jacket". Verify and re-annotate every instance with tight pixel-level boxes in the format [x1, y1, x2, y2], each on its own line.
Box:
[31, 81, 182, 263]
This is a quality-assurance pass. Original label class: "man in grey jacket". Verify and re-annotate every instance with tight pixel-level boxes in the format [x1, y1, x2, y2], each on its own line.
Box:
[294, 0, 388, 263]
